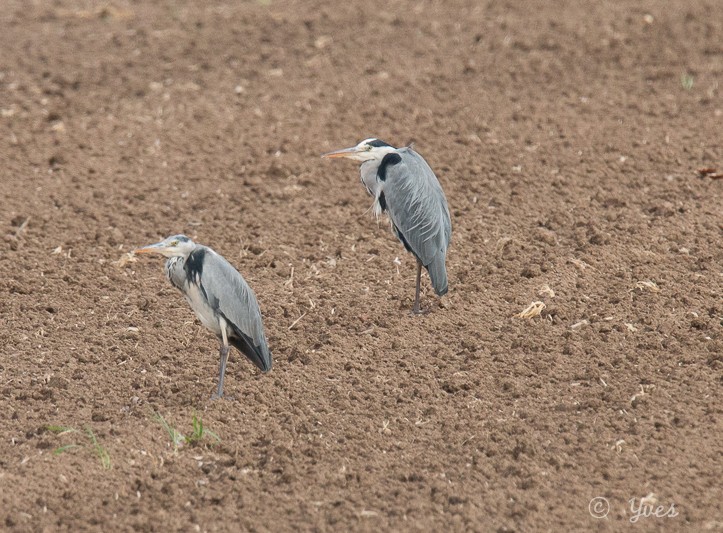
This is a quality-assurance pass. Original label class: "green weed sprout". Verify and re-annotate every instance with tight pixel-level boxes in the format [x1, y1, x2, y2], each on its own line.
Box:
[47, 425, 112, 469]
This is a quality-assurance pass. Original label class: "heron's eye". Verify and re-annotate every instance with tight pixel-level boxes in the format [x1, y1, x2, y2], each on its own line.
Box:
[170, 240, 179, 246]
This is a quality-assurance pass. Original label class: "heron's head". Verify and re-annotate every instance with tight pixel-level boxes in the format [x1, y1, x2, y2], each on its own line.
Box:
[322, 138, 397, 163]
[135, 234, 196, 258]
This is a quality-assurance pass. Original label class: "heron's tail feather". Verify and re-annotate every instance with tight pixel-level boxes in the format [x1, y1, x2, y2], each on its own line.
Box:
[229, 334, 272, 373]
[426, 253, 448, 296]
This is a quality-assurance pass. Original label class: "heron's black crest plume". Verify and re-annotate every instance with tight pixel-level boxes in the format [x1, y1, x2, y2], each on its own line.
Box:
[367, 139, 392, 148]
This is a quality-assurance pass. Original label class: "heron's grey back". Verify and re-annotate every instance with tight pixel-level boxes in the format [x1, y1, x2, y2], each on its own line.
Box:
[195, 247, 272, 371]
[381, 148, 451, 294]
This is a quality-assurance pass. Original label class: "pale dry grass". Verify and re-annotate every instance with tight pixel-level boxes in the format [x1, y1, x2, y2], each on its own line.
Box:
[113, 252, 138, 268]
[538, 284, 555, 298]
[634, 280, 660, 293]
[568, 257, 592, 271]
[516, 301, 546, 319]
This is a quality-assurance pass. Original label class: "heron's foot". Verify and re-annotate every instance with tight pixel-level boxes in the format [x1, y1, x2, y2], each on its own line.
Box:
[410, 305, 430, 316]
[210, 392, 237, 401]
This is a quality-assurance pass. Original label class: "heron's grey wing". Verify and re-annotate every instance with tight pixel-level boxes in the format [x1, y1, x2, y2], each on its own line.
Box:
[197, 249, 272, 372]
[381, 149, 451, 295]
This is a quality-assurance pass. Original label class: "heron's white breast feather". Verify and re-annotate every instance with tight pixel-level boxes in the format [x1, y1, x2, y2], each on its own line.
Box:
[185, 284, 221, 335]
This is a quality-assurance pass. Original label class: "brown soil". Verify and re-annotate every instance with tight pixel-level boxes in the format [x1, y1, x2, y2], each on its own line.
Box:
[1, 1, 721, 531]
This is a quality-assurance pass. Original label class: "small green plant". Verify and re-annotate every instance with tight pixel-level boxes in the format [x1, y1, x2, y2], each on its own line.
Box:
[53, 444, 82, 455]
[153, 412, 220, 448]
[47, 425, 112, 469]
[681, 72, 694, 90]
[153, 412, 186, 450]
[186, 414, 220, 445]
[86, 429, 112, 470]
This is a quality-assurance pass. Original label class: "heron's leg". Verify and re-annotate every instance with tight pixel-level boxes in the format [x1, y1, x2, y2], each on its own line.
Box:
[215, 343, 230, 399]
[213, 320, 230, 399]
[412, 259, 422, 314]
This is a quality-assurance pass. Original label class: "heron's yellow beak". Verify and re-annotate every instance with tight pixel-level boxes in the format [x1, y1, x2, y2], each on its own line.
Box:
[321, 147, 362, 159]
[134, 242, 167, 255]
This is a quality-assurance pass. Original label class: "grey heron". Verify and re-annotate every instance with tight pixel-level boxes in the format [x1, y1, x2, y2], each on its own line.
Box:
[322, 138, 451, 313]
[135, 235, 272, 398]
